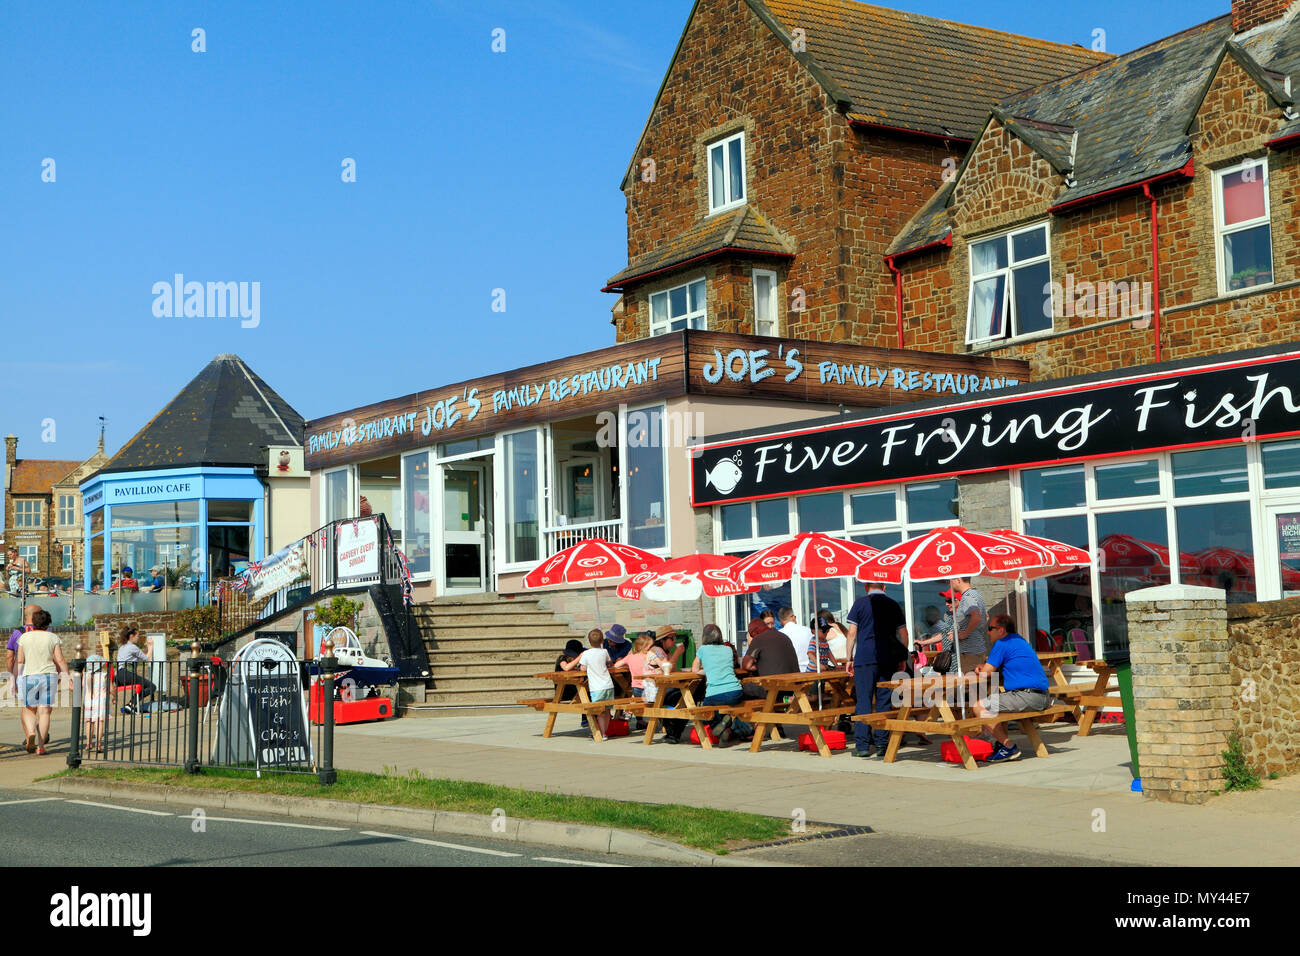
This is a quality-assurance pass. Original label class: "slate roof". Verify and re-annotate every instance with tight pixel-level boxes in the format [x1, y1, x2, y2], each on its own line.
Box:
[603, 205, 795, 291]
[889, 9, 1300, 256]
[101, 355, 304, 474]
[8, 459, 80, 495]
[757, 0, 1110, 140]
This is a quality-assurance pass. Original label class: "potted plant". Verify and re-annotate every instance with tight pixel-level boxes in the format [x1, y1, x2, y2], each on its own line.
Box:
[314, 594, 364, 631]
[1241, 266, 1260, 288]
[1229, 270, 1247, 291]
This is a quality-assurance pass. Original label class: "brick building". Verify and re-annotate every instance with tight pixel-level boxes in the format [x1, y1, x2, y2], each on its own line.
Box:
[603, 0, 1107, 346]
[690, 0, 1300, 657]
[888, 0, 1300, 377]
[3, 434, 110, 585]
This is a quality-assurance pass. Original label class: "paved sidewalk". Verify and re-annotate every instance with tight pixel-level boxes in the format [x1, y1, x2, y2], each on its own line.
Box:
[333, 713, 1300, 866]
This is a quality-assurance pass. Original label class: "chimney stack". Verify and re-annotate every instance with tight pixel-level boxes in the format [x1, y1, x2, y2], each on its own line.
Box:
[1233, 0, 1293, 32]
[4, 435, 16, 467]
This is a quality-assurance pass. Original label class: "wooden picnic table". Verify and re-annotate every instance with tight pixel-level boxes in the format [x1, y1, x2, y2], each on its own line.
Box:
[858, 672, 1071, 770]
[635, 670, 716, 748]
[742, 670, 856, 758]
[1066, 659, 1122, 736]
[518, 672, 638, 743]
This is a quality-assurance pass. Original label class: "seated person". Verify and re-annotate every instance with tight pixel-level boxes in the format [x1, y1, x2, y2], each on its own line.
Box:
[971, 613, 1052, 764]
[691, 624, 752, 742]
[739, 616, 799, 699]
[603, 624, 632, 666]
[777, 607, 815, 671]
[808, 613, 841, 671]
[147, 566, 166, 592]
[554, 639, 585, 702]
[111, 566, 140, 591]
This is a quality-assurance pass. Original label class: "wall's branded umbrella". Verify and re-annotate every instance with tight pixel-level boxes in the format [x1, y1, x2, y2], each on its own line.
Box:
[1097, 534, 1198, 576]
[854, 526, 1053, 700]
[854, 526, 1048, 584]
[981, 529, 1091, 580]
[617, 553, 758, 637]
[522, 538, 663, 620]
[731, 533, 880, 696]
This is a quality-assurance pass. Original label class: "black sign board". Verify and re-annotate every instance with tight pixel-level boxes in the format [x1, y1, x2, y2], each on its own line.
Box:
[691, 350, 1300, 505]
[245, 664, 311, 770]
[256, 630, 298, 655]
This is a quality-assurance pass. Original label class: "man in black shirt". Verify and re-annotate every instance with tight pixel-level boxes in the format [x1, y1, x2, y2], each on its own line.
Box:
[740, 617, 799, 699]
[867, 585, 910, 753]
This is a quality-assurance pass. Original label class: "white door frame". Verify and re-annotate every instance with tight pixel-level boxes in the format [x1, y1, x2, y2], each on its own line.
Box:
[1261, 502, 1300, 600]
[437, 459, 491, 594]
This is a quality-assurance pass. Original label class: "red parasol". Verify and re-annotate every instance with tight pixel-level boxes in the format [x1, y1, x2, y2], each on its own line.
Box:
[522, 537, 663, 620]
[854, 526, 1047, 584]
[618, 553, 758, 637]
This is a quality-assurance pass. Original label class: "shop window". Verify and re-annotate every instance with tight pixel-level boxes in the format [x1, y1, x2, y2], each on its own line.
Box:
[721, 503, 751, 541]
[438, 435, 493, 459]
[402, 452, 432, 575]
[1096, 508, 1171, 657]
[625, 407, 667, 550]
[649, 278, 707, 336]
[324, 468, 351, 525]
[966, 222, 1052, 344]
[58, 495, 76, 526]
[12, 500, 41, 527]
[1171, 446, 1248, 498]
[503, 431, 540, 564]
[1263, 439, 1300, 489]
[208, 500, 253, 523]
[905, 480, 957, 524]
[1021, 465, 1085, 512]
[707, 131, 745, 214]
[755, 498, 789, 538]
[1215, 160, 1273, 295]
[752, 269, 778, 337]
[796, 493, 844, 533]
[850, 490, 896, 525]
[90, 510, 104, 535]
[111, 501, 201, 527]
[1176, 501, 1255, 603]
[1024, 514, 1093, 657]
[1094, 459, 1159, 500]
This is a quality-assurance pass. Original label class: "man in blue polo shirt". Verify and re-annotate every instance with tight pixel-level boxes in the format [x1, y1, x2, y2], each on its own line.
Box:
[972, 613, 1052, 763]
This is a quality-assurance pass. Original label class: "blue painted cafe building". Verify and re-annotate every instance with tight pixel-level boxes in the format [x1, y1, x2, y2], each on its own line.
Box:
[80, 354, 306, 590]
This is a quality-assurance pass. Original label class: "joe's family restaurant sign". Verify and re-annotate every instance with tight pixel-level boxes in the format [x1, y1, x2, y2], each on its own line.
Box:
[691, 348, 1300, 506]
[304, 332, 1027, 470]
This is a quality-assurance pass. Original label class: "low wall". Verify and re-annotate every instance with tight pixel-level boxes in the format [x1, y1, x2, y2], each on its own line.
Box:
[1228, 596, 1300, 777]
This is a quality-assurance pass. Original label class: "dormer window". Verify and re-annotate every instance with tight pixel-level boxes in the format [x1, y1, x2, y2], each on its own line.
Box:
[966, 222, 1052, 345]
[708, 132, 746, 214]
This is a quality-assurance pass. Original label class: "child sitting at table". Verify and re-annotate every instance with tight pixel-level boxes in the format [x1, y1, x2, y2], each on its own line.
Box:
[564, 629, 614, 739]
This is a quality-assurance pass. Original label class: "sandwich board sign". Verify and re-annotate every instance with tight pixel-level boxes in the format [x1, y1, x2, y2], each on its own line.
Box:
[215, 638, 313, 775]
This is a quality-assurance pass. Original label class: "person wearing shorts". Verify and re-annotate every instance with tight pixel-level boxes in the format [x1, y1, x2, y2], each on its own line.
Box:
[972, 613, 1051, 763]
[15, 609, 68, 755]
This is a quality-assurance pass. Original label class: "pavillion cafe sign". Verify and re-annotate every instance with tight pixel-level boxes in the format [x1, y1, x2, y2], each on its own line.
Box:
[692, 352, 1300, 505]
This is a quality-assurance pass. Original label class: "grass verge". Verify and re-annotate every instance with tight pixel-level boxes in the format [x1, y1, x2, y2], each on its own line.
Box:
[54, 766, 790, 854]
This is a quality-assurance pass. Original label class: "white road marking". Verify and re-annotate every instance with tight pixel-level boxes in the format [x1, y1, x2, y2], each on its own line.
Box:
[67, 800, 172, 816]
[0, 797, 65, 806]
[531, 856, 627, 867]
[202, 816, 347, 831]
[359, 830, 522, 858]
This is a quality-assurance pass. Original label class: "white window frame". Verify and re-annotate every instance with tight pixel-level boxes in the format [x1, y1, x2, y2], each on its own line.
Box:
[13, 500, 42, 527]
[752, 269, 779, 338]
[965, 221, 1053, 345]
[320, 466, 355, 526]
[18, 545, 38, 567]
[648, 276, 707, 337]
[620, 403, 671, 556]
[62, 544, 73, 570]
[1214, 158, 1274, 297]
[707, 131, 746, 215]
[57, 494, 76, 526]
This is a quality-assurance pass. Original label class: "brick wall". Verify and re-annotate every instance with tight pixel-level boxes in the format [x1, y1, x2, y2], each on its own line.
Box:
[617, 0, 956, 348]
[1127, 585, 1234, 804]
[898, 52, 1300, 381]
[1228, 596, 1300, 776]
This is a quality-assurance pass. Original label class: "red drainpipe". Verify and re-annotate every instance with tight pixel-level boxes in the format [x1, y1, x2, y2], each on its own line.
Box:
[886, 255, 903, 348]
[1142, 182, 1162, 363]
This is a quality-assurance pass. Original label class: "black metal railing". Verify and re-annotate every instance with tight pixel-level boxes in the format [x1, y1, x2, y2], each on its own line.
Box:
[66, 650, 341, 784]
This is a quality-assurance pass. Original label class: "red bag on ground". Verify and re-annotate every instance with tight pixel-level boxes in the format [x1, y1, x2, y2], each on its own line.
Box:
[940, 736, 995, 763]
[605, 719, 629, 737]
[798, 729, 847, 752]
[688, 726, 719, 745]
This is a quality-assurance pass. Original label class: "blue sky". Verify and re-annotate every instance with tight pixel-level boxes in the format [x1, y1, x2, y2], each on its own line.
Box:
[1, 0, 1231, 479]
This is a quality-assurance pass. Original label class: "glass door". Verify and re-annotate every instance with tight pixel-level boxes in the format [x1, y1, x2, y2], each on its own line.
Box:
[442, 462, 488, 593]
[1262, 503, 1300, 599]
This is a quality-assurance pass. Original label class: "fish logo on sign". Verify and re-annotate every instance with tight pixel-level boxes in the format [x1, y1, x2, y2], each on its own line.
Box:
[704, 450, 744, 495]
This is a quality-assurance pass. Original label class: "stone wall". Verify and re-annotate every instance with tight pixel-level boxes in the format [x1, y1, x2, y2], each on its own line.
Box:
[1228, 596, 1300, 777]
[1126, 585, 1235, 804]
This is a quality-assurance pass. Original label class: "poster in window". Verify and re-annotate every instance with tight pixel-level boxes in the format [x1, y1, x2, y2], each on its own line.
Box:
[1278, 514, 1300, 562]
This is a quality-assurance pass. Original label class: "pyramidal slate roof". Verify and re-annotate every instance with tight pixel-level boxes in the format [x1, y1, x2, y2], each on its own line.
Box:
[103, 355, 304, 474]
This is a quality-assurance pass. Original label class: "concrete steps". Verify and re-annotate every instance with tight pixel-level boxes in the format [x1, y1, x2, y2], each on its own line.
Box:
[413, 592, 586, 708]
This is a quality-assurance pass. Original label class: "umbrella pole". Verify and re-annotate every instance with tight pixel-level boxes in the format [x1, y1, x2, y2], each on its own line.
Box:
[593, 582, 601, 626]
[812, 576, 822, 709]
